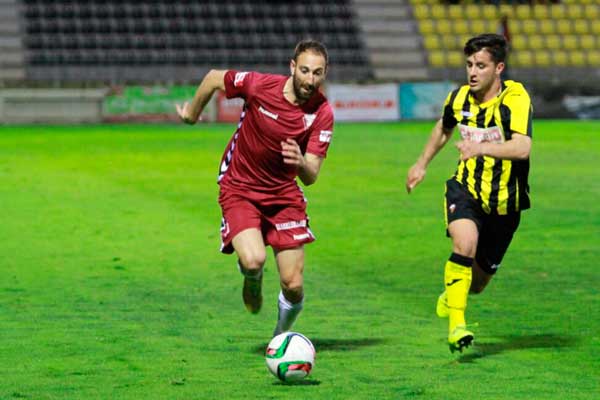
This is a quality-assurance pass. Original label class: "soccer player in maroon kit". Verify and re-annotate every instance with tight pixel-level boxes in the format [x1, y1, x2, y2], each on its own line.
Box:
[176, 40, 334, 336]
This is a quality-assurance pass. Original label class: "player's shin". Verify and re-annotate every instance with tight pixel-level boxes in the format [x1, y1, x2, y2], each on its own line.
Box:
[273, 290, 304, 337]
[444, 253, 473, 333]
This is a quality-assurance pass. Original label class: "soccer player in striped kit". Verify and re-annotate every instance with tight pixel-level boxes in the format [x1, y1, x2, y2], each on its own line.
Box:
[176, 40, 334, 337]
[406, 34, 532, 352]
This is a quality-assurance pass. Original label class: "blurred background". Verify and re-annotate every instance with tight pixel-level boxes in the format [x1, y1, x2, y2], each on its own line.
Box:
[1, 0, 599, 124]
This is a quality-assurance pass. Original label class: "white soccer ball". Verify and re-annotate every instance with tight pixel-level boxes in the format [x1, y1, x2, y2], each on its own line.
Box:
[265, 332, 315, 382]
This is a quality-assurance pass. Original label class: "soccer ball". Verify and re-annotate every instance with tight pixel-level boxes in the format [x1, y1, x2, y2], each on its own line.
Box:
[265, 332, 315, 382]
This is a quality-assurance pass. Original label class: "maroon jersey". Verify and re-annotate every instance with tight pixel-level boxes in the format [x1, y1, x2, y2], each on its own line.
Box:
[218, 70, 334, 194]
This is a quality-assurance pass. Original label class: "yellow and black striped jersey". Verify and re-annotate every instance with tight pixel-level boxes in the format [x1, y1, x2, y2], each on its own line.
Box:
[442, 80, 532, 215]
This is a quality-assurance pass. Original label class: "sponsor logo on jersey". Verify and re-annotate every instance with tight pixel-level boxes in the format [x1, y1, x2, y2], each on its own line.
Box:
[293, 233, 311, 241]
[458, 124, 503, 144]
[319, 130, 332, 143]
[234, 72, 249, 87]
[449, 203, 456, 213]
[303, 113, 316, 130]
[461, 110, 473, 117]
[275, 220, 307, 231]
[259, 105, 278, 120]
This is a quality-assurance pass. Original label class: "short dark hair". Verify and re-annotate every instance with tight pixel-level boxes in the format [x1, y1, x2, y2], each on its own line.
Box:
[293, 39, 328, 65]
[464, 33, 507, 64]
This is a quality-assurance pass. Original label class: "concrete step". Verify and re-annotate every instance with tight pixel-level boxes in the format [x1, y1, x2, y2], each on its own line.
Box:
[375, 67, 429, 81]
[0, 51, 24, 65]
[370, 50, 424, 67]
[361, 20, 416, 34]
[0, 67, 25, 80]
[353, 0, 410, 5]
[0, 6, 18, 19]
[0, 19, 19, 33]
[356, 6, 410, 19]
[0, 37, 21, 49]
[366, 35, 421, 50]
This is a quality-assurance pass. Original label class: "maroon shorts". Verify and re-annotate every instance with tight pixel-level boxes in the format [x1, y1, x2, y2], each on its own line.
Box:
[218, 186, 315, 254]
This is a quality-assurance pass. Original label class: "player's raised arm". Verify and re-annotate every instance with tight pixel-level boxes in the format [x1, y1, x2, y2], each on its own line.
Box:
[176, 69, 226, 124]
[406, 119, 453, 193]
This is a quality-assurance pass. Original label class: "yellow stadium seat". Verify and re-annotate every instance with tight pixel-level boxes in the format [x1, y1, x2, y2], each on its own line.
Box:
[453, 20, 469, 35]
[441, 35, 457, 50]
[458, 35, 471, 49]
[509, 20, 522, 35]
[513, 50, 533, 67]
[529, 35, 544, 50]
[447, 51, 463, 67]
[423, 35, 441, 51]
[539, 20, 555, 35]
[448, 5, 463, 20]
[550, 4, 566, 19]
[553, 50, 569, 66]
[429, 51, 445, 67]
[584, 5, 599, 19]
[499, 5, 514, 18]
[515, 6, 531, 20]
[566, 5, 583, 19]
[419, 20, 435, 35]
[522, 20, 538, 35]
[431, 7, 446, 19]
[569, 51, 586, 67]
[562, 35, 578, 50]
[470, 20, 486, 36]
[511, 35, 527, 51]
[580, 35, 595, 50]
[556, 19, 572, 35]
[574, 20, 589, 35]
[464, 5, 480, 20]
[436, 20, 452, 35]
[592, 20, 600, 35]
[587, 51, 600, 67]
[545, 35, 562, 50]
[414, 4, 430, 20]
[533, 5, 549, 19]
[534, 51, 551, 67]
[482, 5, 497, 20]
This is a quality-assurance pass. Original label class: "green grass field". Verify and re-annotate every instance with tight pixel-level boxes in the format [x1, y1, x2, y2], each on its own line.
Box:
[1, 121, 598, 399]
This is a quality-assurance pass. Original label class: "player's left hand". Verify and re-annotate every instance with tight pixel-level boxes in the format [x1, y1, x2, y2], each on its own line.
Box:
[455, 140, 482, 161]
[281, 139, 305, 168]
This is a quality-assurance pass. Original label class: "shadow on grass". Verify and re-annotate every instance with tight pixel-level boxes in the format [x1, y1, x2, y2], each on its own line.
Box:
[252, 337, 386, 355]
[272, 379, 321, 386]
[457, 333, 578, 363]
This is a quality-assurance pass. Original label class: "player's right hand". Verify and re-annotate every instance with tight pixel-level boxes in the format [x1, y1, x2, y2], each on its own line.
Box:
[406, 164, 426, 194]
[176, 102, 201, 124]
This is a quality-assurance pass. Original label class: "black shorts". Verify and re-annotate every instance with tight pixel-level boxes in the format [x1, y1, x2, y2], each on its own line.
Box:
[444, 179, 521, 275]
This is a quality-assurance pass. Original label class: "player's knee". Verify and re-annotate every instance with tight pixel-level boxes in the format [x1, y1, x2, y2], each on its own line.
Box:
[238, 251, 266, 272]
[281, 281, 304, 303]
[452, 243, 477, 258]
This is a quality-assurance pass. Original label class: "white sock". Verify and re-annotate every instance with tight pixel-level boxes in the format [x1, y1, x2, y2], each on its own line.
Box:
[273, 291, 303, 336]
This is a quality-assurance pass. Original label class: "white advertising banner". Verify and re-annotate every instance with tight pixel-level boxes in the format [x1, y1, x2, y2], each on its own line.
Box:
[327, 84, 400, 121]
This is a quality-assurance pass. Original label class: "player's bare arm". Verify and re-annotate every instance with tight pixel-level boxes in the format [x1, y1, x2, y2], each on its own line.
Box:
[281, 138, 323, 186]
[406, 119, 453, 193]
[456, 133, 531, 161]
[176, 69, 227, 124]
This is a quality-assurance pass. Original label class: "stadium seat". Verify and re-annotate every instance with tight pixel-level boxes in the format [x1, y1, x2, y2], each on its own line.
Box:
[481, 5, 497, 20]
[591, 20, 600, 35]
[515, 6, 531, 20]
[435, 20, 452, 35]
[511, 35, 527, 51]
[584, 5, 599, 19]
[419, 20, 435, 35]
[499, 5, 515, 18]
[569, 50, 586, 67]
[553, 50, 569, 67]
[447, 5, 463, 20]
[470, 20, 486, 36]
[447, 51, 463, 67]
[533, 5, 549, 20]
[539, 20, 555, 35]
[429, 51, 445, 67]
[423, 35, 440, 51]
[580, 35, 595, 50]
[413, 4, 429, 19]
[556, 20, 572, 35]
[522, 20, 538, 35]
[587, 51, 600, 66]
[563, 35, 578, 50]
[545, 35, 561, 50]
[431, 6, 446, 19]
[550, 4, 567, 19]
[453, 20, 469, 35]
[529, 35, 544, 50]
[513, 50, 532, 67]
[574, 20, 589, 35]
[566, 5, 583, 19]
[534, 51, 551, 67]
